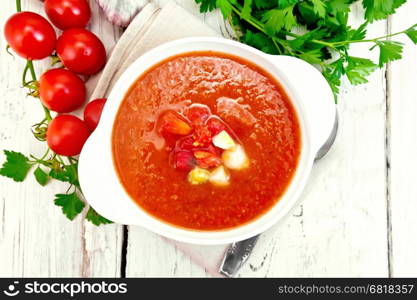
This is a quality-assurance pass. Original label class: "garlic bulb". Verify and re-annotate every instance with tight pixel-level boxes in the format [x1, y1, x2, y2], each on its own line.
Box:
[95, 0, 149, 27]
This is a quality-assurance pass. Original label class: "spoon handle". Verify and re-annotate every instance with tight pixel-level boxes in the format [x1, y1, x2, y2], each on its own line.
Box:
[219, 235, 260, 277]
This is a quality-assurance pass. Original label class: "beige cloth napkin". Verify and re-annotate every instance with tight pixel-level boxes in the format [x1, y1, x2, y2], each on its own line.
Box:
[90, 1, 230, 277]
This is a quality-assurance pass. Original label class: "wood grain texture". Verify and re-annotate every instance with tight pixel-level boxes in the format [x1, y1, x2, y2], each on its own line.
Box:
[387, 1, 417, 277]
[0, 0, 123, 277]
[1, 0, 416, 278]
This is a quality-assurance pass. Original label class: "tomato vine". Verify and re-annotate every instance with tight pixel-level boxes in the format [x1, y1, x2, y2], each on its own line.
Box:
[0, 0, 111, 225]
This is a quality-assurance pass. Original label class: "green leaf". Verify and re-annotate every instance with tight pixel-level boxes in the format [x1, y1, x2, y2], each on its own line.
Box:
[216, 0, 236, 18]
[241, 0, 253, 19]
[242, 30, 279, 54]
[322, 59, 345, 100]
[363, 0, 407, 22]
[349, 21, 368, 40]
[406, 29, 417, 44]
[328, 0, 351, 15]
[288, 28, 328, 50]
[0, 150, 32, 182]
[49, 164, 79, 187]
[346, 57, 378, 85]
[34, 166, 48, 186]
[262, 6, 297, 36]
[54, 192, 85, 220]
[310, 0, 326, 18]
[298, 49, 323, 64]
[195, 0, 217, 12]
[254, 0, 274, 9]
[277, 0, 299, 9]
[86, 207, 113, 226]
[297, 1, 321, 26]
[377, 40, 403, 67]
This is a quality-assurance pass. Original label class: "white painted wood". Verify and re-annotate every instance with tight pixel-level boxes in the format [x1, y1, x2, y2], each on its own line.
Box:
[2, 0, 417, 278]
[387, 1, 417, 277]
[0, 0, 123, 277]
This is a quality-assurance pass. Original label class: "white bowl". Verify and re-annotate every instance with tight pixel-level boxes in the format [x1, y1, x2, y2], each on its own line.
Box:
[79, 37, 335, 245]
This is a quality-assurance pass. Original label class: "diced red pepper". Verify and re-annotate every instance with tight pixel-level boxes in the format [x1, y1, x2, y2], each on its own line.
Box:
[185, 104, 211, 124]
[193, 124, 212, 147]
[175, 135, 195, 152]
[193, 150, 222, 169]
[203, 144, 220, 156]
[159, 111, 192, 136]
[172, 151, 195, 172]
[206, 116, 227, 136]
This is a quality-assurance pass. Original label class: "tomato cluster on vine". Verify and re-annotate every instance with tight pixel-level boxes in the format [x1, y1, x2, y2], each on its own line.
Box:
[4, 0, 107, 156]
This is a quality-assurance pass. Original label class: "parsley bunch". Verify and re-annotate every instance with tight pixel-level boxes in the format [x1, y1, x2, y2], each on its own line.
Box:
[195, 0, 417, 99]
[0, 0, 111, 226]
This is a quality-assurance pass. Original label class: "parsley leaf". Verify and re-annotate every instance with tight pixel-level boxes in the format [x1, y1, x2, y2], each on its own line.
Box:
[86, 207, 113, 226]
[0, 150, 32, 182]
[241, 0, 253, 20]
[278, 0, 299, 9]
[254, 0, 274, 9]
[242, 30, 279, 54]
[328, 0, 351, 15]
[195, 0, 217, 12]
[49, 164, 79, 187]
[217, 0, 237, 18]
[406, 28, 417, 44]
[34, 166, 48, 186]
[349, 22, 368, 41]
[377, 40, 403, 66]
[299, 49, 323, 64]
[363, 0, 407, 22]
[346, 57, 378, 85]
[310, 0, 327, 18]
[54, 192, 85, 220]
[322, 59, 345, 99]
[262, 6, 297, 36]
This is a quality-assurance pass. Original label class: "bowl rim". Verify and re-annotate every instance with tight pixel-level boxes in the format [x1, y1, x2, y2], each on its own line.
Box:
[80, 37, 317, 244]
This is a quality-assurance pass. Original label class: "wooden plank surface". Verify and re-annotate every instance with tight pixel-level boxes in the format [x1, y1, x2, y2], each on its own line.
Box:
[388, 1, 417, 277]
[1, 0, 417, 278]
[0, 0, 123, 277]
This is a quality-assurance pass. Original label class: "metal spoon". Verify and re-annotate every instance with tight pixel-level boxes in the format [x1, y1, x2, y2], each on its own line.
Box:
[219, 112, 339, 278]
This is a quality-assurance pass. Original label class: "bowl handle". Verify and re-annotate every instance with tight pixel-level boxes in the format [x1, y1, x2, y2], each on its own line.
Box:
[267, 55, 336, 154]
[78, 130, 142, 225]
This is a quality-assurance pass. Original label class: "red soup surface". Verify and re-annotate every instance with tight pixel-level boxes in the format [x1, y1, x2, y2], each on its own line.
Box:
[112, 51, 301, 231]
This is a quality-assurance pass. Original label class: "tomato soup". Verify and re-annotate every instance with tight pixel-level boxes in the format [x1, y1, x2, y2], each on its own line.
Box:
[112, 52, 301, 230]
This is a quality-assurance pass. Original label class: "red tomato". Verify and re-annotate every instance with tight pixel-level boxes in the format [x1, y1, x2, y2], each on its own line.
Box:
[47, 115, 90, 156]
[83, 98, 106, 131]
[4, 12, 56, 60]
[184, 104, 211, 124]
[56, 28, 106, 75]
[39, 69, 86, 113]
[44, 0, 91, 30]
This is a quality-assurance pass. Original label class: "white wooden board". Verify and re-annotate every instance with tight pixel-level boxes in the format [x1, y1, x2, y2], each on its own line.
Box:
[0, 0, 123, 277]
[388, 1, 417, 277]
[0, 0, 416, 278]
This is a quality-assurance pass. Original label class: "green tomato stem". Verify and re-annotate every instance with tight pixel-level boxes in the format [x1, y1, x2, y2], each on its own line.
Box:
[26, 60, 53, 122]
[16, 0, 21, 12]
